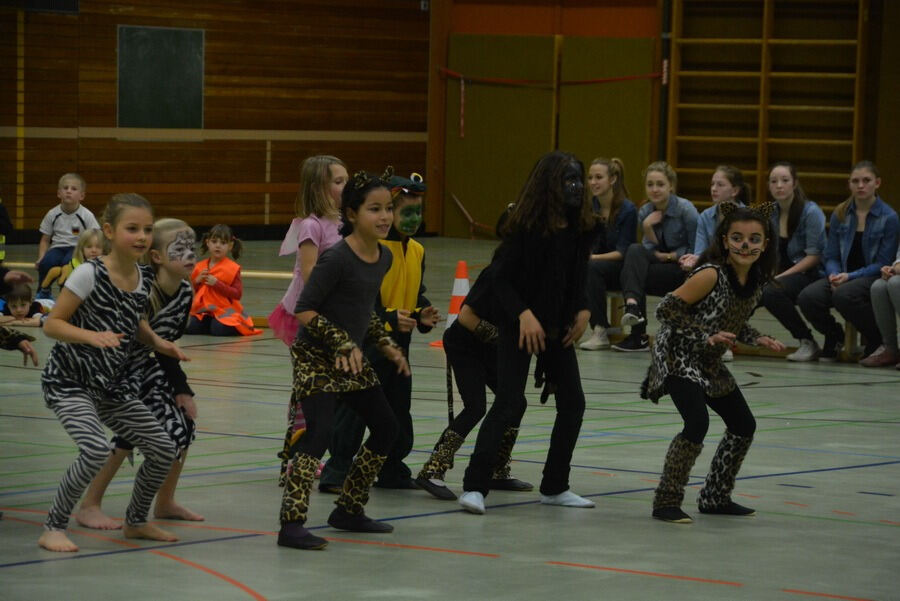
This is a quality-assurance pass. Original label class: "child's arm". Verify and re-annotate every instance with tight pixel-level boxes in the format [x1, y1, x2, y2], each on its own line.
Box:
[654, 267, 718, 345]
[43, 288, 125, 347]
[35, 234, 52, 267]
[365, 311, 410, 376]
[209, 269, 242, 300]
[492, 232, 545, 353]
[414, 253, 439, 332]
[298, 240, 320, 284]
[0, 326, 38, 366]
[136, 320, 189, 361]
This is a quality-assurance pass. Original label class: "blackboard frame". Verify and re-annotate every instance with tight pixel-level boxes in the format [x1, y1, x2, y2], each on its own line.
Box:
[117, 25, 205, 129]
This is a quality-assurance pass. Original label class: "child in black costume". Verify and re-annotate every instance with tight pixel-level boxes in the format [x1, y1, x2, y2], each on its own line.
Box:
[459, 150, 595, 514]
[642, 204, 785, 523]
[277, 170, 409, 551]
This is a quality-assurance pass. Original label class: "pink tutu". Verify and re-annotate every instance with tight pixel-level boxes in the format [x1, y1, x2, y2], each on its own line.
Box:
[268, 304, 299, 346]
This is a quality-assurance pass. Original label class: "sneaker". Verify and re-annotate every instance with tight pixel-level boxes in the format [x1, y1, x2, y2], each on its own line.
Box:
[819, 327, 844, 362]
[722, 348, 733, 362]
[652, 506, 692, 524]
[786, 338, 820, 362]
[859, 345, 899, 368]
[611, 333, 649, 352]
[620, 304, 646, 327]
[579, 326, 610, 350]
[698, 501, 755, 516]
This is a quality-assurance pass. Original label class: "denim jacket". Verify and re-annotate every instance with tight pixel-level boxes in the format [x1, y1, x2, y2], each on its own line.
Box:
[824, 196, 899, 279]
[590, 197, 637, 256]
[771, 200, 826, 268]
[693, 201, 746, 255]
[639, 194, 698, 258]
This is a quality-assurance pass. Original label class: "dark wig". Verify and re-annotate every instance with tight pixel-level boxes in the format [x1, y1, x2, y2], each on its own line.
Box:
[500, 151, 594, 238]
[698, 205, 778, 284]
[340, 169, 392, 236]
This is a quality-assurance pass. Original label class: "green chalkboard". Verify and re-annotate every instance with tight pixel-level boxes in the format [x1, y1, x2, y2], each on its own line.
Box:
[117, 25, 204, 128]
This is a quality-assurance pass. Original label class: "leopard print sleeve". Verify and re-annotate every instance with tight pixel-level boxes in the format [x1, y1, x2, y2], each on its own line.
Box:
[365, 311, 400, 351]
[473, 319, 499, 344]
[304, 314, 357, 356]
[655, 293, 710, 344]
[0, 325, 35, 350]
[736, 323, 764, 346]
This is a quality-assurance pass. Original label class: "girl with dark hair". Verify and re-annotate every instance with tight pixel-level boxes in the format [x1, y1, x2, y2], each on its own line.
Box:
[459, 150, 595, 515]
[580, 157, 637, 350]
[759, 162, 827, 362]
[642, 204, 785, 523]
[277, 170, 408, 550]
[797, 161, 898, 361]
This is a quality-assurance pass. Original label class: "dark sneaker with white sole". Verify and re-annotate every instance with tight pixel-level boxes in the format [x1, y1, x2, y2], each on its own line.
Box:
[611, 333, 650, 352]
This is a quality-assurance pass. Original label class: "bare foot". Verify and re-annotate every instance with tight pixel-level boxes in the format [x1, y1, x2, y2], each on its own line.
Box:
[74, 506, 122, 530]
[154, 502, 204, 522]
[38, 530, 79, 552]
[123, 523, 179, 542]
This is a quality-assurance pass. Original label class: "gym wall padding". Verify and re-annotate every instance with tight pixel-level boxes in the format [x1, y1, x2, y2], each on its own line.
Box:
[557, 36, 655, 209]
[443, 34, 556, 239]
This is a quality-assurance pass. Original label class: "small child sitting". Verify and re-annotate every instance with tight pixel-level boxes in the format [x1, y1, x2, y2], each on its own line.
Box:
[35, 173, 100, 299]
[41, 228, 104, 292]
[0, 283, 47, 327]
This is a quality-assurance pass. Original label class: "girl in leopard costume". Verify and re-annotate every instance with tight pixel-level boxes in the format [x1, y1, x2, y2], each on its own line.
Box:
[641, 204, 785, 523]
[277, 170, 409, 551]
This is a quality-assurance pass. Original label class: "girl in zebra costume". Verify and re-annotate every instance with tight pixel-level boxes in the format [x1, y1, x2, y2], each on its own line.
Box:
[39, 194, 188, 553]
[75, 218, 202, 530]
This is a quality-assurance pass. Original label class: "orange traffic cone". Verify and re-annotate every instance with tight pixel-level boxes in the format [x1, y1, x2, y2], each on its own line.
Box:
[430, 260, 470, 348]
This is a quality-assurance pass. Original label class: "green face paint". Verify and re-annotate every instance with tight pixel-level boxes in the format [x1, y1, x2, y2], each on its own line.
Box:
[396, 201, 423, 236]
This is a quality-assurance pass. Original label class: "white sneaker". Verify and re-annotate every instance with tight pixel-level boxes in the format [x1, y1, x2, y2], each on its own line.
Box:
[722, 348, 733, 362]
[786, 338, 820, 362]
[459, 491, 485, 514]
[579, 326, 610, 350]
[540, 490, 595, 508]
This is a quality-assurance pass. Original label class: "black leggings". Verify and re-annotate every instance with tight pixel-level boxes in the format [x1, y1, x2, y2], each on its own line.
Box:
[185, 315, 239, 336]
[664, 376, 756, 444]
[291, 388, 398, 458]
[444, 321, 524, 438]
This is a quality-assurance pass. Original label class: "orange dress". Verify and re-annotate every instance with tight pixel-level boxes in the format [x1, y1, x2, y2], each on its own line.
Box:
[189, 257, 261, 336]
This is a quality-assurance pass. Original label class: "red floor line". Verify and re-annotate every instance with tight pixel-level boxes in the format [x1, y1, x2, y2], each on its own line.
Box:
[878, 520, 900, 526]
[831, 510, 855, 516]
[736, 493, 761, 499]
[324, 536, 501, 557]
[8, 516, 268, 601]
[782, 588, 877, 601]
[546, 561, 743, 587]
[785, 502, 809, 507]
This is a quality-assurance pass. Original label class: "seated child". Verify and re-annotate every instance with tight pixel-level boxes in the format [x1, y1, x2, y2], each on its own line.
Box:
[0, 283, 47, 327]
[41, 228, 104, 292]
[35, 173, 100, 299]
[187, 224, 261, 336]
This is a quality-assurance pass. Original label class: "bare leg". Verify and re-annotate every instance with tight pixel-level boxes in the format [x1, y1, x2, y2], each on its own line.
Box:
[74, 448, 129, 530]
[38, 530, 79, 552]
[153, 450, 204, 521]
[123, 523, 178, 542]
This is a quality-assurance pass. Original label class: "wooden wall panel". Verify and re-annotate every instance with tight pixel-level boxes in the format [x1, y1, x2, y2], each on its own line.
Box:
[1, 1, 428, 232]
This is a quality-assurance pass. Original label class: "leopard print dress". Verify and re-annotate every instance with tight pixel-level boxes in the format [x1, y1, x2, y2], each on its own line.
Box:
[641, 263, 763, 403]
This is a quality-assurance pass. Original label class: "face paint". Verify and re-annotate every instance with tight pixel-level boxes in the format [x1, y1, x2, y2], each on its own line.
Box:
[563, 162, 585, 209]
[395, 201, 423, 236]
[167, 230, 197, 264]
[726, 227, 765, 257]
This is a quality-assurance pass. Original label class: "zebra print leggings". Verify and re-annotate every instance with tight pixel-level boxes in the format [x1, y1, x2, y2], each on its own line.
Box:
[43, 383, 177, 531]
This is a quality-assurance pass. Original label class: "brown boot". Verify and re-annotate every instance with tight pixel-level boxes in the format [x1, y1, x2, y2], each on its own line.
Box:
[415, 429, 464, 500]
[277, 453, 328, 549]
[698, 431, 755, 516]
[652, 434, 703, 523]
[328, 445, 393, 533]
[489, 427, 533, 491]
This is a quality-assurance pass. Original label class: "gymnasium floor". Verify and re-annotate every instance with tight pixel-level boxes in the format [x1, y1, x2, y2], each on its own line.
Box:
[1, 238, 898, 601]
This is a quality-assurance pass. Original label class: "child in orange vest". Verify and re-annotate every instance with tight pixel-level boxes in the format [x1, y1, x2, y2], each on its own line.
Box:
[186, 224, 261, 336]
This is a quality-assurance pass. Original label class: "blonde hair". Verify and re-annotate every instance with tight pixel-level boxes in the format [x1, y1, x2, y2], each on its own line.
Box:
[295, 155, 345, 219]
[643, 161, 677, 193]
[148, 218, 194, 270]
[74, 228, 102, 262]
[58, 172, 86, 193]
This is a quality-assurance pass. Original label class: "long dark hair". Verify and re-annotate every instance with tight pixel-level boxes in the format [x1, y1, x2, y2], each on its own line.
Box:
[339, 169, 391, 236]
[700, 205, 778, 284]
[834, 160, 880, 221]
[768, 161, 809, 239]
[715, 165, 751, 206]
[501, 151, 594, 237]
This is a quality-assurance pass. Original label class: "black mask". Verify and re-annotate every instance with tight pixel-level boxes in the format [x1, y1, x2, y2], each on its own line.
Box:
[562, 163, 585, 209]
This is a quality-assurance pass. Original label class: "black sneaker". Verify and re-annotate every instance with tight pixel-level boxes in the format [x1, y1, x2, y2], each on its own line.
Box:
[652, 506, 692, 523]
[611, 333, 650, 352]
[621, 304, 646, 327]
[820, 326, 844, 362]
[277, 522, 328, 550]
[698, 501, 755, 516]
[327, 506, 393, 533]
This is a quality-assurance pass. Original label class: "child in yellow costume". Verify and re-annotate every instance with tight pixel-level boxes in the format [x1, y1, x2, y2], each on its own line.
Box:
[41, 228, 103, 291]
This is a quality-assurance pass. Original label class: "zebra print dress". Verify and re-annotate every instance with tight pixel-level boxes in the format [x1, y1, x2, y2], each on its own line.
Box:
[42, 258, 152, 398]
[123, 277, 196, 450]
